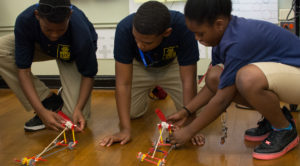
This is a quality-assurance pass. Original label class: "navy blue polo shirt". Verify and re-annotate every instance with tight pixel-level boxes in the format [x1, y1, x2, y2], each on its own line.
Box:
[14, 5, 98, 77]
[114, 10, 199, 67]
[212, 15, 300, 89]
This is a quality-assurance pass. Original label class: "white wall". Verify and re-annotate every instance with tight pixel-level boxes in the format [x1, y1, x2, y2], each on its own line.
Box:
[1, 0, 294, 76]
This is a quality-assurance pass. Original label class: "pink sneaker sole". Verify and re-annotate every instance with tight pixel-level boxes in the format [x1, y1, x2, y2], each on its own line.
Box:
[252, 136, 300, 160]
[244, 133, 270, 142]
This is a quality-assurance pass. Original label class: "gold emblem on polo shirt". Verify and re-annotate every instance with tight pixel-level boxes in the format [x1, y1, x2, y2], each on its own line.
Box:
[163, 46, 178, 60]
[57, 44, 71, 60]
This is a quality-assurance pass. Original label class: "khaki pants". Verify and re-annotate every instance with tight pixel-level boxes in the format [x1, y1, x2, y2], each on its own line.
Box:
[130, 59, 183, 118]
[253, 62, 300, 104]
[0, 34, 91, 120]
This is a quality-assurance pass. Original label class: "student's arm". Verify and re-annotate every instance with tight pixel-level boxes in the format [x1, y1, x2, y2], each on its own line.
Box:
[167, 80, 215, 146]
[99, 61, 133, 147]
[170, 84, 237, 146]
[18, 68, 65, 131]
[115, 61, 133, 136]
[72, 76, 94, 131]
[168, 83, 215, 126]
[174, 64, 198, 127]
[179, 64, 197, 106]
[178, 64, 209, 146]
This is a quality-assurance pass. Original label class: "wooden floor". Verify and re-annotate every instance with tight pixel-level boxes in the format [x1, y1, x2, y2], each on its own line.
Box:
[1, 89, 300, 166]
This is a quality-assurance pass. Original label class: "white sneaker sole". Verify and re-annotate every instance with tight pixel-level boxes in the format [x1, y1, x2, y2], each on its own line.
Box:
[24, 124, 46, 131]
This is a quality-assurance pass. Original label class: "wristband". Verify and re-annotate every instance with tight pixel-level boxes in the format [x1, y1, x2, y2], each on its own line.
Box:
[183, 106, 192, 116]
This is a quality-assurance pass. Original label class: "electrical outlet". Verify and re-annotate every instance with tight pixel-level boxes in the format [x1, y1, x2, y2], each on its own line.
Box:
[280, 21, 295, 34]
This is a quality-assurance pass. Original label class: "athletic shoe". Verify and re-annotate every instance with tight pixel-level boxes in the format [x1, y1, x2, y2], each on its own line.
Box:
[252, 120, 299, 160]
[244, 106, 293, 141]
[24, 93, 63, 131]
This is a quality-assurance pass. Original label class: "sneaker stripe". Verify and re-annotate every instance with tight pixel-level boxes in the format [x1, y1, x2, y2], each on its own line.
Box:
[24, 124, 46, 131]
[252, 136, 300, 160]
[244, 132, 270, 142]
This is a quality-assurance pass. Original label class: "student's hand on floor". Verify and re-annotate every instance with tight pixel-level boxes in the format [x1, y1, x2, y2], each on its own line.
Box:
[38, 110, 65, 131]
[170, 127, 193, 147]
[167, 110, 189, 127]
[99, 129, 131, 147]
[72, 109, 85, 132]
[191, 134, 205, 146]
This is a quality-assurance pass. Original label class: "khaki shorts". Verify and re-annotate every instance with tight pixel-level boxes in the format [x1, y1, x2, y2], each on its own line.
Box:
[252, 62, 300, 104]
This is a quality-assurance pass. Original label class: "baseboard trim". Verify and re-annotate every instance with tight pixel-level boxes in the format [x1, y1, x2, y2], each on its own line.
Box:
[0, 75, 116, 89]
[0, 75, 204, 89]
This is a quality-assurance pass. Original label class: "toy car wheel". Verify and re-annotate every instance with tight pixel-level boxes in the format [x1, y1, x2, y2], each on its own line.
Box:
[28, 159, 35, 166]
[157, 160, 162, 166]
[165, 137, 171, 143]
[68, 141, 74, 150]
[137, 152, 142, 160]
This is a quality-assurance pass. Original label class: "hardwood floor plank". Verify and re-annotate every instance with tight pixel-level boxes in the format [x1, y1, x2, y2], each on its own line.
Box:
[0, 89, 299, 166]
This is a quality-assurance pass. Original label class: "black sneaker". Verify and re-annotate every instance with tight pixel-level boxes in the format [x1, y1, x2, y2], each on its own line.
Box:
[252, 121, 299, 160]
[24, 93, 63, 132]
[23, 114, 45, 132]
[244, 106, 293, 141]
[244, 118, 272, 142]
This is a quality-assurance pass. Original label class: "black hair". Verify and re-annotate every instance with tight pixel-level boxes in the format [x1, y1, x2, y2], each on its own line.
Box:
[133, 1, 170, 35]
[184, 0, 232, 25]
[37, 0, 72, 23]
